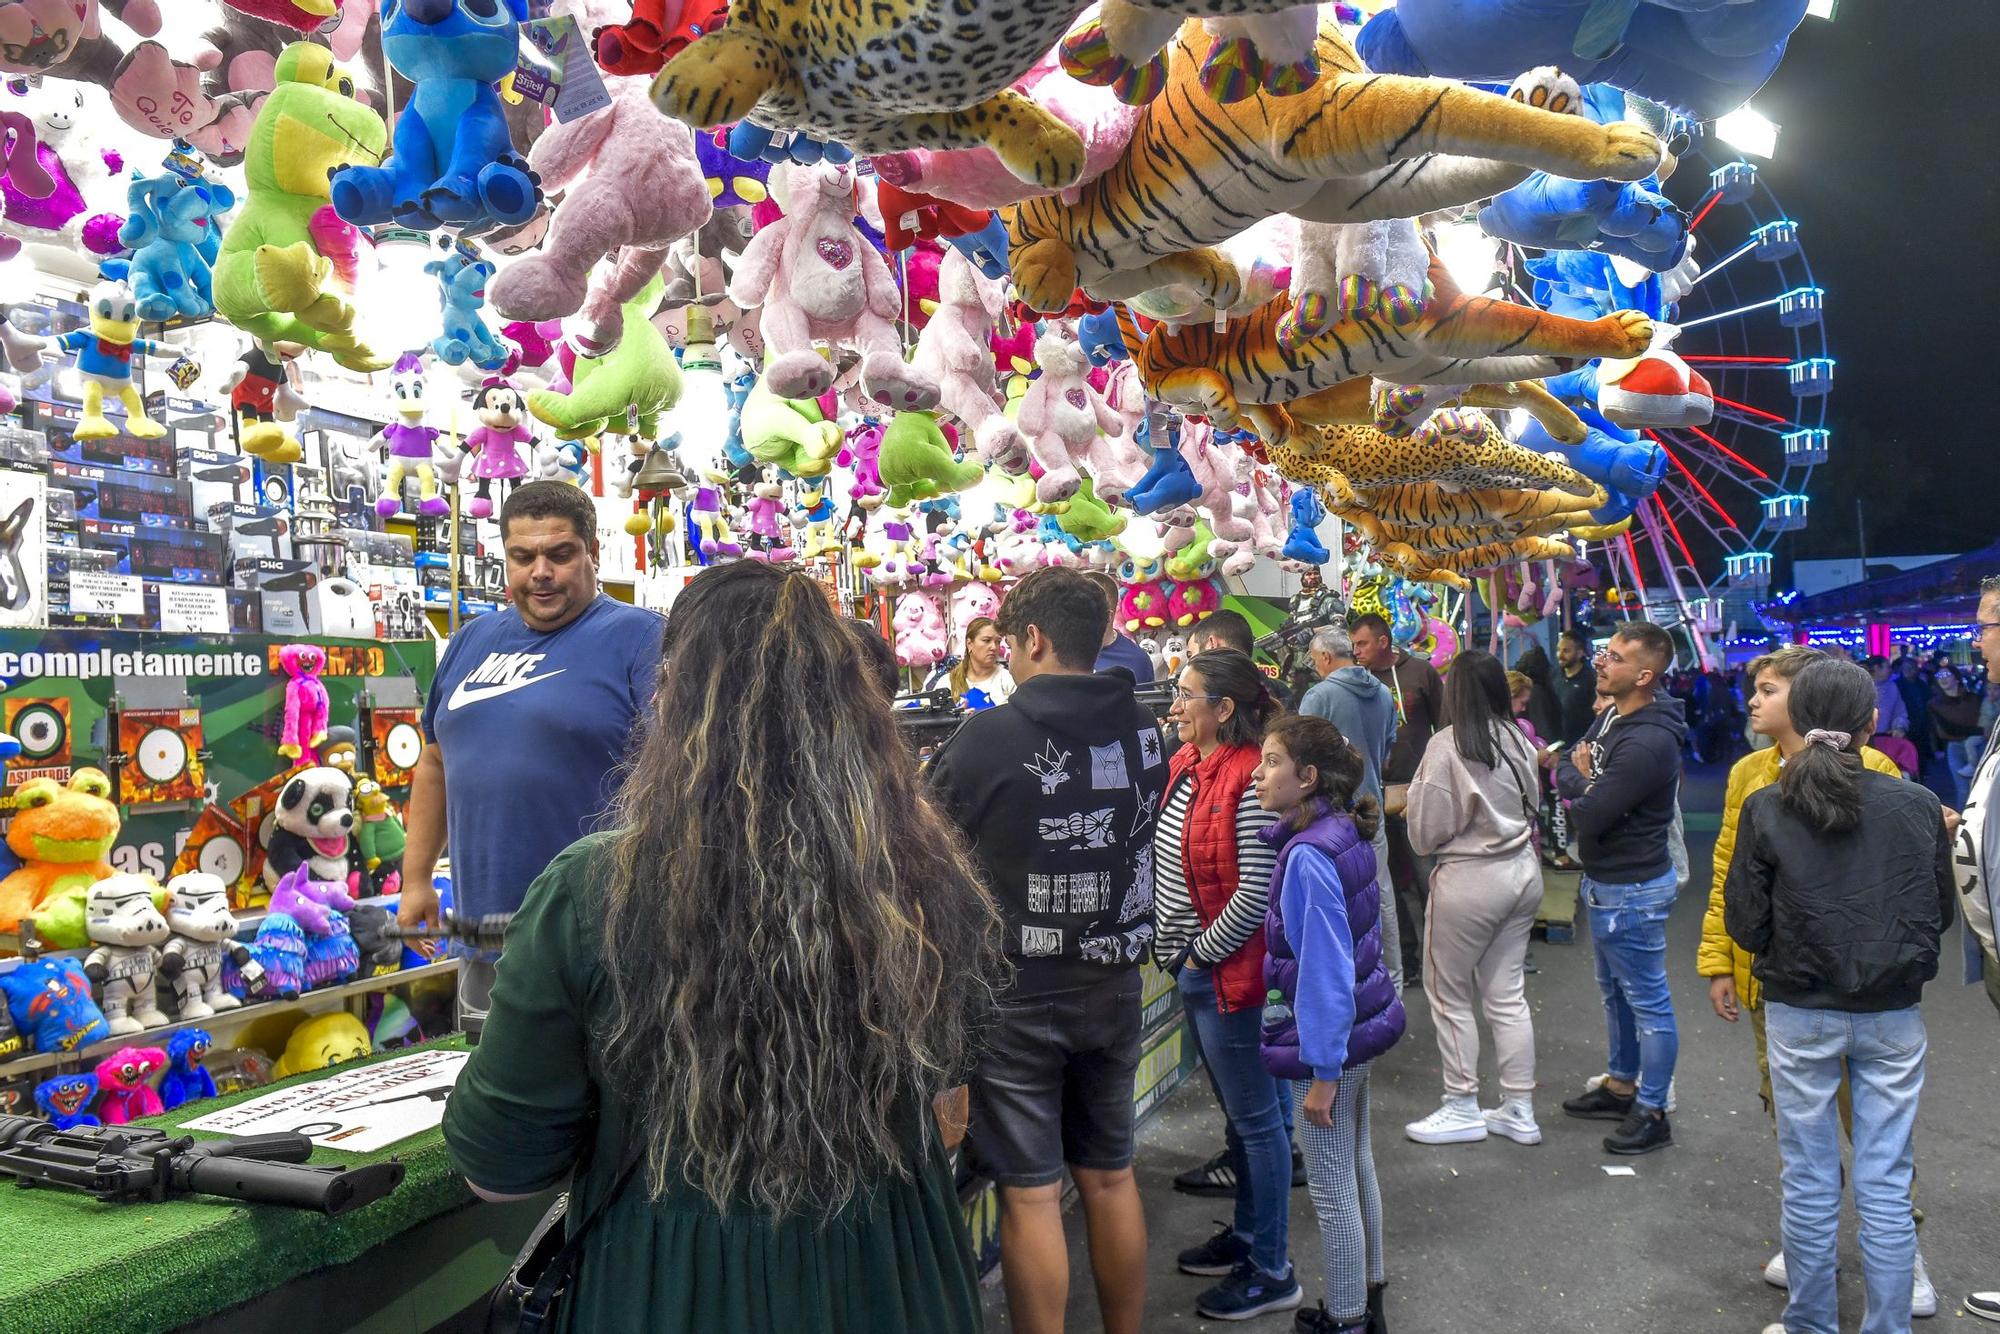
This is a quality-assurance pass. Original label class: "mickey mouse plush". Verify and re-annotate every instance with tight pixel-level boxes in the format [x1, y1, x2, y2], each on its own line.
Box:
[261, 766, 355, 892]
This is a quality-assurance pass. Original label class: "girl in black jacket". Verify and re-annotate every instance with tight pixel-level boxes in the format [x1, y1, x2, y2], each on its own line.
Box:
[1724, 659, 1955, 1334]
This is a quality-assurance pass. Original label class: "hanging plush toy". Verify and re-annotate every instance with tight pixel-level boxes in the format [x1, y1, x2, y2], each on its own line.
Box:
[427, 240, 509, 370]
[159, 1028, 218, 1110]
[0, 82, 124, 257]
[118, 165, 234, 323]
[214, 43, 390, 371]
[1281, 485, 1329, 565]
[892, 590, 948, 668]
[727, 162, 939, 411]
[328, 0, 538, 233]
[277, 642, 330, 762]
[0, 770, 118, 936]
[460, 378, 535, 519]
[739, 374, 841, 478]
[0, 956, 109, 1054]
[160, 872, 257, 1019]
[592, 0, 727, 75]
[94, 1046, 167, 1125]
[487, 57, 711, 355]
[1020, 330, 1124, 502]
[373, 353, 456, 517]
[910, 247, 1027, 472]
[81, 873, 171, 1036]
[225, 340, 307, 463]
[527, 276, 683, 440]
[878, 410, 982, 509]
[52, 264, 168, 441]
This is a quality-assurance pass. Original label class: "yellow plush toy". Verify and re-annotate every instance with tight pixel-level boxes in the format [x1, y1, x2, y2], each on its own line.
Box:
[272, 1011, 372, 1079]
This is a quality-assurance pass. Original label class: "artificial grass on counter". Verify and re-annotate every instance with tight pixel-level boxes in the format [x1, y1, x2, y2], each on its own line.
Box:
[0, 1037, 477, 1334]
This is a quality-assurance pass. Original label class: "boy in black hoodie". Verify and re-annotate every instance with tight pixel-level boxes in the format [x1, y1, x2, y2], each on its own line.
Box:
[929, 566, 1166, 1334]
[1543, 620, 1687, 1155]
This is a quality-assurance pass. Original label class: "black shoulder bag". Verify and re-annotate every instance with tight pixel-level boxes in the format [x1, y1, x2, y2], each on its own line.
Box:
[487, 1140, 647, 1334]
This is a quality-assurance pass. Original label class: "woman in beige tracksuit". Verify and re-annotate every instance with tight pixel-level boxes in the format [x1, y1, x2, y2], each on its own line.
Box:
[1403, 650, 1547, 1148]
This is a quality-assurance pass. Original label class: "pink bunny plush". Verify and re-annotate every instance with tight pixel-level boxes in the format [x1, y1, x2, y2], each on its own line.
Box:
[892, 590, 948, 667]
[489, 63, 711, 357]
[728, 162, 938, 411]
[871, 54, 1141, 212]
[1184, 422, 1255, 544]
[1019, 331, 1123, 504]
[910, 248, 1027, 471]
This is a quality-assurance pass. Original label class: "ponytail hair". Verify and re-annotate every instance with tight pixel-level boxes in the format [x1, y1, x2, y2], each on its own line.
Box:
[1777, 658, 1877, 834]
[1264, 713, 1382, 841]
[1188, 649, 1283, 747]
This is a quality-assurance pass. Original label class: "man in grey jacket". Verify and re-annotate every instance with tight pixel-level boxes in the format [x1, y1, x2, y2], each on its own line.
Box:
[1301, 624, 1403, 987]
[1957, 578, 2000, 1324]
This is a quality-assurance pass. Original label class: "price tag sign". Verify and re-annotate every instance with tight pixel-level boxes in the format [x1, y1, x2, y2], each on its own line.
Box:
[158, 584, 230, 635]
[69, 571, 144, 615]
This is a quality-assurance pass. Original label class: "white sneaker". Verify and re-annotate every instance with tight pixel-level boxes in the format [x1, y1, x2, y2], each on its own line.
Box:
[1586, 1071, 1677, 1112]
[1482, 1096, 1543, 1146]
[1764, 1251, 1788, 1289]
[1405, 1095, 1488, 1145]
[1966, 1289, 2000, 1322]
[1913, 1252, 1937, 1318]
[1761, 1325, 1787, 1334]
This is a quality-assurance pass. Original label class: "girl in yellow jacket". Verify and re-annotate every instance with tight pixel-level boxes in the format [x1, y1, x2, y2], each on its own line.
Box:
[1697, 645, 1930, 1311]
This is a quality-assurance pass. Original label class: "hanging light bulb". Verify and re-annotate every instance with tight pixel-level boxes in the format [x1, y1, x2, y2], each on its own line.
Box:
[355, 228, 444, 361]
[668, 303, 732, 469]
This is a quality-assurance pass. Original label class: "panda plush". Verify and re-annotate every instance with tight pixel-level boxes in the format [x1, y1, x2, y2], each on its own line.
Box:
[262, 767, 357, 891]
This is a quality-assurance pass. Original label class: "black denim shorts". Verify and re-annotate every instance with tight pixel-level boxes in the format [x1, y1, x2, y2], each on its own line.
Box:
[968, 970, 1144, 1188]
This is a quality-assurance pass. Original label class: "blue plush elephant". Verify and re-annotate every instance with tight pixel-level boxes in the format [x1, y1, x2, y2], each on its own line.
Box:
[330, 0, 540, 233]
[1356, 0, 1810, 119]
[118, 170, 236, 322]
[426, 243, 510, 370]
[1077, 306, 1131, 366]
[1480, 85, 1688, 272]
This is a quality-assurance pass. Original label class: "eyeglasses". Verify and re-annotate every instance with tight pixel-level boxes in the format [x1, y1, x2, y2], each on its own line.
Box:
[1978, 622, 2000, 634]
[1172, 688, 1221, 704]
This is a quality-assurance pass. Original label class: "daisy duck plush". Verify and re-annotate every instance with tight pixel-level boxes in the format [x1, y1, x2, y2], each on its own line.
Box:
[374, 352, 456, 517]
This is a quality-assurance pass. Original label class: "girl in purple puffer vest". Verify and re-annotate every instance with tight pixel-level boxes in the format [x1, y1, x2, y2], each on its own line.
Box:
[1256, 715, 1408, 1334]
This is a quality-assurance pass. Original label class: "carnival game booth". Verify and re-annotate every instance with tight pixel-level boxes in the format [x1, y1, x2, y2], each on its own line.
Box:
[1762, 538, 2000, 660]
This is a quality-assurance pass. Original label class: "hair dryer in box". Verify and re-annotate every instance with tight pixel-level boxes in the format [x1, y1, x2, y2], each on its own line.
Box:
[236, 558, 319, 636]
[178, 449, 254, 518]
[51, 461, 197, 528]
[46, 426, 178, 476]
[78, 518, 228, 584]
[209, 503, 294, 562]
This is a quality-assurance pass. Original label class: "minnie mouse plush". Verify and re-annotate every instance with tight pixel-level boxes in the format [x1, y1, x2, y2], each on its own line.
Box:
[463, 378, 535, 520]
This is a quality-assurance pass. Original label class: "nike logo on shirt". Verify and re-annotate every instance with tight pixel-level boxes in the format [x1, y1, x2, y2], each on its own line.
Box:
[447, 651, 567, 710]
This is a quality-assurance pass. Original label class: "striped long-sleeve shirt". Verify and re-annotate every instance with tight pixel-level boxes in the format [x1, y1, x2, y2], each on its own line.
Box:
[1153, 775, 1281, 967]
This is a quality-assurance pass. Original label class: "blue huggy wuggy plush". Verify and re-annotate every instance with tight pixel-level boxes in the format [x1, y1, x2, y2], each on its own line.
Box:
[329, 0, 541, 234]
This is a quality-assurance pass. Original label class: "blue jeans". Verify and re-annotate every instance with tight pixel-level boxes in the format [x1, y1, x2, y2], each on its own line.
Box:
[1766, 1002, 1926, 1334]
[1583, 870, 1679, 1111]
[1181, 965, 1290, 1275]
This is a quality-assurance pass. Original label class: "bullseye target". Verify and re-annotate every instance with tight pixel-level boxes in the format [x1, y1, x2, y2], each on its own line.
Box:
[117, 707, 206, 806]
[11, 701, 65, 761]
[135, 727, 188, 784]
[384, 721, 422, 771]
[197, 832, 245, 885]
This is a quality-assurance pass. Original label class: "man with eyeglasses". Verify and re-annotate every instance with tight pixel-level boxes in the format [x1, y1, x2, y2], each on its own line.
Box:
[1954, 577, 2000, 1322]
[1540, 620, 1687, 1155]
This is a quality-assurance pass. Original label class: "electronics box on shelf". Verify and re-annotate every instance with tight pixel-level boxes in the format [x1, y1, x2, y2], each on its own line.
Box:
[210, 503, 294, 565]
[78, 517, 228, 584]
[43, 420, 179, 476]
[341, 528, 417, 587]
[0, 424, 48, 471]
[236, 557, 320, 636]
[370, 584, 426, 641]
[178, 448, 254, 517]
[51, 460, 198, 528]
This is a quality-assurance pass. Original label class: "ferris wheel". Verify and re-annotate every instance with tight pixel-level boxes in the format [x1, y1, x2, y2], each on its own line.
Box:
[1625, 128, 1832, 640]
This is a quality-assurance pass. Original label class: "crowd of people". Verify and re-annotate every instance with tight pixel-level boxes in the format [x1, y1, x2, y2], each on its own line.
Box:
[399, 491, 2000, 1334]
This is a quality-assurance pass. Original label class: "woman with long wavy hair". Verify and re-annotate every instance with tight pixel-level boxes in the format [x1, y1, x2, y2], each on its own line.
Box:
[443, 560, 1005, 1333]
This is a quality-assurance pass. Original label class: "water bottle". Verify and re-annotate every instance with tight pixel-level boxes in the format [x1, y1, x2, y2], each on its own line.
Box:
[1261, 987, 1292, 1038]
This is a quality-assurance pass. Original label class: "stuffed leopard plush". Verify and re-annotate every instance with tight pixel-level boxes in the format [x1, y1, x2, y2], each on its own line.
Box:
[1137, 254, 1652, 437]
[1380, 535, 1574, 579]
[1004, 20, 1661, 314]
[1329, 477, 1608, 530]
[1266, 412, 1595, 497]
[647, 0, 1323, 191]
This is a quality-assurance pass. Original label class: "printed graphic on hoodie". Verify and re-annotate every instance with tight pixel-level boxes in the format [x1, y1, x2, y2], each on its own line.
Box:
[1091, 742, 1130, 789]
[1041, 808, 1116, 849]
[1025, 742, 1074, 794]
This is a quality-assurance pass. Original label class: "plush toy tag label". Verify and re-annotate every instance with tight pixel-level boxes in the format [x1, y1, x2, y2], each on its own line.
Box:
[518, 16, 610, 124]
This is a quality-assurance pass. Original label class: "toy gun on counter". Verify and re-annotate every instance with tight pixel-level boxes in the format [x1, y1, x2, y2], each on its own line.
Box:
[0, 1116, 406, 1216]
[892, 689, 967, 759]
[381, 911, 514, 952]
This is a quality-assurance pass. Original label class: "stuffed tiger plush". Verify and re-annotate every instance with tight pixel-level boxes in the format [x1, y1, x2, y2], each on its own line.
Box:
[1330, 477, 1608, 529]
[649, 0, 1334, 191]
[1004, 19, 1661, 314]
[1266, 413, 1594, 496]
[1355, 512, 1583, 556]
[1381, 536, 1574, 578]
[1138, 254, 1652, 434]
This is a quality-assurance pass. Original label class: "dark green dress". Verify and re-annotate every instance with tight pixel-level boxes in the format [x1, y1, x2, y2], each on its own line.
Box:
[442, 834, 983, 1333]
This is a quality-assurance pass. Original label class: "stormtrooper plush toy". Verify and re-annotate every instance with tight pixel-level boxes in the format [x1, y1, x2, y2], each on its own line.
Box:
[82, 874, 172, 1036]
[158, 872, 259, 1020]
[262, 766, 356, 892]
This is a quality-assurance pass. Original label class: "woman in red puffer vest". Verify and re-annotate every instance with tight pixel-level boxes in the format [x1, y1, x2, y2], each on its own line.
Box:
[1153, 649, 1300, 1321]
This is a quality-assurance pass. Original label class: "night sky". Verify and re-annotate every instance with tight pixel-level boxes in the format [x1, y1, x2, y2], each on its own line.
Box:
[1741, 1, 1997, 568]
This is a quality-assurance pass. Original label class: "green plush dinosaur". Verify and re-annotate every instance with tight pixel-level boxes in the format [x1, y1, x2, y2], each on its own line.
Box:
[1165, 518, 1217, 582]
[742, 375, 841, 478]
[1057, 476, 1127, 543]
[213, 44, 390, 373]
[529, 276, 682, 441]
[879, 410, 982, 509]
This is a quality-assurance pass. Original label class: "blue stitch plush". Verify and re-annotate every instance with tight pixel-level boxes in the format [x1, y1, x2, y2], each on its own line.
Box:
[426, 242, 510, 370]
[118, 169, 236, 322]
[1281, 486, 1329, 565]
[329, 0, 540, 233]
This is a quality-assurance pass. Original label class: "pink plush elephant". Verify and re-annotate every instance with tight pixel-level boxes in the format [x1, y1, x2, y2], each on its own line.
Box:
[1019, 331, 1123, 503]
[870, 54, 1141, 211]
[911, 248, 1026, 472]
[488, 70, 711, 357]
[728, 162, 939, 411]
[892, 590, 948, 667]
